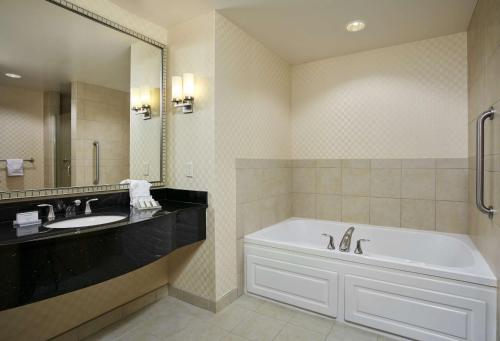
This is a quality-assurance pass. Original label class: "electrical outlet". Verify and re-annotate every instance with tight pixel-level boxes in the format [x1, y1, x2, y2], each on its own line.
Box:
[143, 163, 150, 176]
[185, 162, 194, 178]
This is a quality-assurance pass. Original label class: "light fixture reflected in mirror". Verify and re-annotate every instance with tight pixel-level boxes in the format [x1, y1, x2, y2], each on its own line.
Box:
[131, 86, 152, 119]
[171, 73, 194, 114]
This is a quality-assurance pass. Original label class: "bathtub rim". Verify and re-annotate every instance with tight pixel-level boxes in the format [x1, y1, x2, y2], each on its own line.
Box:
[244, 217, 497, 288]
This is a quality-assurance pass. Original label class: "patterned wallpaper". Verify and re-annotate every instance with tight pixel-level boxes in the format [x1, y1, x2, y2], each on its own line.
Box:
[166, 12, 291, 301]
[0, 85, 45, 191]
[291, 32, 468, 159]
[167, 12, 216, 301]
[213, 13, 291, 299]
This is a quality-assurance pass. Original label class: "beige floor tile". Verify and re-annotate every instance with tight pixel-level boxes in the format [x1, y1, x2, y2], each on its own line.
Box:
[274, 324, 325, 341]
[210, 304, 255, 331]
[256, 300, 296, 322]
[288, 310, 334, 335]
[117, 326, 163, 341]
[231, 313, 286, 341]
[164, 319, 230, 341]
[222, 334, 251, 341]
[142, 310, 197, 338]
[327, 322, 378, 341]
[233, 294, 265, 311]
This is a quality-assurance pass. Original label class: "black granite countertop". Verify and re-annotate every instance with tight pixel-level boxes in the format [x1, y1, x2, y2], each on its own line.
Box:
[0, 187, 208, 311]
[0, 200, 206, 246]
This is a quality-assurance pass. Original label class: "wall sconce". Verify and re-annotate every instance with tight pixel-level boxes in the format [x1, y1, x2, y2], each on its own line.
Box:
[131, 87, 152, 120]
[172, 73, 194, 114]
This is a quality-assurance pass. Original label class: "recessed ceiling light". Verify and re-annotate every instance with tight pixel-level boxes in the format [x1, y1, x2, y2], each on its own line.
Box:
[346, 20, 366, 32]
[5, 73, 22, 79]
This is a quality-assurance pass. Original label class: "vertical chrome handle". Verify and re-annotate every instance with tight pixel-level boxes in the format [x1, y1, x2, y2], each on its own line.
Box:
[93, 141, 99, 185]
[476, 107, 495, 218]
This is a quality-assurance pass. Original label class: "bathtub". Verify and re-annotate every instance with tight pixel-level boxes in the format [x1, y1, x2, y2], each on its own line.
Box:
[244, 218, 497, 341]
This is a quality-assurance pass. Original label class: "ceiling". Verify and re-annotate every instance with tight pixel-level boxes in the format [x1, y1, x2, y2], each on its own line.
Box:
[0, 0, 140, 92]
[111, 0, 477, 64]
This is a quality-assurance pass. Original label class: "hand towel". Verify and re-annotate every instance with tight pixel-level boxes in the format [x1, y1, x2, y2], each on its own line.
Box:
[6, 159, 23, 176]
[121, 179, 153, 207]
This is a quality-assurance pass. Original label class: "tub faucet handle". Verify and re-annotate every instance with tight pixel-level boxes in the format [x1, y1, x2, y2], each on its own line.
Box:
[321, 233, 335, 250]
[354, 239, 370, 255]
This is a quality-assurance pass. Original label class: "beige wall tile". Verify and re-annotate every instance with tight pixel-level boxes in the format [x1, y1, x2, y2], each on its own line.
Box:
[316, 194, 341, 221]
[370, 198, 401, 227]
[402, 159, 436, 169]
[292, 168, 316, 193]
[237, 201, 261, 238]
[260, 196, 281, 227]
[342, 159, 370, 168]
[436, 201, 468, 234]
[316, 168, 342, 194]
[292, 159, 316, 168]
[316, 159, 342, 168]
[436, 169, 468, 202]
[292, 193, 316, 218]
[370, 168, 401, 198]
[370, 159, 402, 169]
[262, 167, 291, 197]
[401, 169, 436, 200]
[436, 158, 468, 169]
[342, 196, 370, 224]
[236, 168, 263, 203]
[342, 168, 370, 196]
[401, 199, 436, 230]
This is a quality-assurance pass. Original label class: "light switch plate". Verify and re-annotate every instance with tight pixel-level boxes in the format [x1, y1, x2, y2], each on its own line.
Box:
[185, 162, 194, 178]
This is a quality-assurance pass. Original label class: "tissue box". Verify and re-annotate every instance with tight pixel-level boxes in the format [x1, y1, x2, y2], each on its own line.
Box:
[16, 211, 39, 225]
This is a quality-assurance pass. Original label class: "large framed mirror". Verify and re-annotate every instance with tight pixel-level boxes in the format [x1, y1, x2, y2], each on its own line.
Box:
[0, 0, 166, 199]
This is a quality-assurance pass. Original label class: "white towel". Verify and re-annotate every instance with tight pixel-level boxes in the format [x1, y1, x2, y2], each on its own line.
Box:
[121, 179, 153, 207]
[6, 159, 23, 176]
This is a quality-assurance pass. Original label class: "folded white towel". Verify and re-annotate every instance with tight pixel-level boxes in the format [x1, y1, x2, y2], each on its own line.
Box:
[6, 159, 23, 176]
[121, 179, 153, 207]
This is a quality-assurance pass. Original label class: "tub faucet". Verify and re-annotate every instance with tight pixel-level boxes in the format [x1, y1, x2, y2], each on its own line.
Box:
[339, 226, 355, 252]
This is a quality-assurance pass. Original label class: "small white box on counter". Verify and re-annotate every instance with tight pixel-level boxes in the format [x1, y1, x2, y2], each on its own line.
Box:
[16, 211, 39, 225]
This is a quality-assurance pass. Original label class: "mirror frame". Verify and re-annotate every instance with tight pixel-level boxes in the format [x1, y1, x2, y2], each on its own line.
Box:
[0, 0, 167, 201]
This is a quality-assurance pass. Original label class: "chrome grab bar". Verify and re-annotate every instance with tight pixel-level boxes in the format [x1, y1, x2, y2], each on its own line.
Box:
[93, 141, 99, 185]
[476, 107, 496, 218]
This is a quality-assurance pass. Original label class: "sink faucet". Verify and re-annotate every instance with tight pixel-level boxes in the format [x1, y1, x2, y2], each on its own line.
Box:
[85, 198, 99, 214]
[65, 200, 81, 218]
[339, 226, 355, 252]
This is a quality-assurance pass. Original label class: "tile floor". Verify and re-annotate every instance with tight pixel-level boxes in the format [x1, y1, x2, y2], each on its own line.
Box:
[86, 294, 399, 341]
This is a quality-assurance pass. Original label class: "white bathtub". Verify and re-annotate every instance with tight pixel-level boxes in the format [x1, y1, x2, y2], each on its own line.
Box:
[244, 218, 497, 341]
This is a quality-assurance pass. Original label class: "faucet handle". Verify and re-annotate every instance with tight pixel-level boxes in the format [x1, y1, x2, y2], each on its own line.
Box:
[85, 198, 99, 214]
[354, 239, 370, 255]
[38, 204, 55, 221]
[321, 233, 335, 250]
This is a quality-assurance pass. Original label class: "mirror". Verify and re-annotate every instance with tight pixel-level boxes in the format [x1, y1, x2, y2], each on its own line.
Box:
[0, 0, 164, 192]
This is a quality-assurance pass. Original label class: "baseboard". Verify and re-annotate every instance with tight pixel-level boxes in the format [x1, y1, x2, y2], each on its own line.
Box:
[168, 285, 238, 313]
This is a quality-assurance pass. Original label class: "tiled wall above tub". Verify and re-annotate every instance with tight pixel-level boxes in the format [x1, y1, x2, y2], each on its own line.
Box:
[235, 159, 292, 294]
[291, 158, 469, 233]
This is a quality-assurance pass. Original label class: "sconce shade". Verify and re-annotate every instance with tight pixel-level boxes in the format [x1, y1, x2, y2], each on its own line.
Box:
[131, 88, 141, 108]
[140, 87, 151, 105]
[172, 76, 183, 101]
[183, 73, 194, 98]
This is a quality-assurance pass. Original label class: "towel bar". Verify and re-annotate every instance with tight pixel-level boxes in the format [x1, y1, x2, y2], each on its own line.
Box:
[0, 158, 34, 163]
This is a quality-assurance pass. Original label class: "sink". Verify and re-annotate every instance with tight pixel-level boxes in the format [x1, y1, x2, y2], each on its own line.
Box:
[44, 214, 128, 229]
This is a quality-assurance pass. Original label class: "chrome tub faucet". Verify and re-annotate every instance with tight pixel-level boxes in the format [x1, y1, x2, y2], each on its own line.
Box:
[339, 226, 355, 252]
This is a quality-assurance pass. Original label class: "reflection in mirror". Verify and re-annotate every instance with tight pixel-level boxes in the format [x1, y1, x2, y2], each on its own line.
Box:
[0, 0, 163, 192]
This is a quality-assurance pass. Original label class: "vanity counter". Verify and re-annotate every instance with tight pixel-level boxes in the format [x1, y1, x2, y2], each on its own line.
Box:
[0, 188, 207, 311]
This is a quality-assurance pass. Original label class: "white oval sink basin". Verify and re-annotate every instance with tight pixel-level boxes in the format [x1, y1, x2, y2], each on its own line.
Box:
[44, 215, 128, 229]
